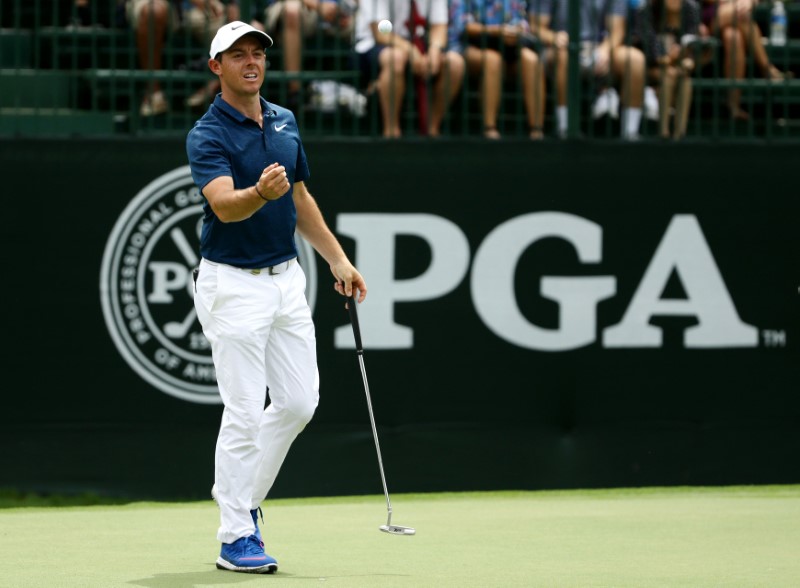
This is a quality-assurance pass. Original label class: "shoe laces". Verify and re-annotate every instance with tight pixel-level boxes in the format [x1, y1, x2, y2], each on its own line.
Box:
[244, 534, 266, 556]
[251, 506, 265, 547]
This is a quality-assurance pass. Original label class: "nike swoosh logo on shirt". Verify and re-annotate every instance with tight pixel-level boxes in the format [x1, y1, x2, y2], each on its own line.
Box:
[274, 123, 288, 132]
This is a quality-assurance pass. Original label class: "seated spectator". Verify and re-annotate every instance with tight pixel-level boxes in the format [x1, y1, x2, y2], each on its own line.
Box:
[185, 1, 244, 108]
[254, 0, 356, 112]
[451, 0, 546, 139]
[381, 0, 466, 136]
[530, 0, 646, 140]
[353, 0, 409, 137]
[700, 0, 792, 120]
[127, 0, 239, 116]
[637, 0, 709, 139]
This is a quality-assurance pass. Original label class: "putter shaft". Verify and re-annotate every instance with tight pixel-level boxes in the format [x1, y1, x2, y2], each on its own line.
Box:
[357, 353, 393, 521]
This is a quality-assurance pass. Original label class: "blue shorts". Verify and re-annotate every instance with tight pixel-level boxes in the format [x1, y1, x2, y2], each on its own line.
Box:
[353, 44, 388, 90]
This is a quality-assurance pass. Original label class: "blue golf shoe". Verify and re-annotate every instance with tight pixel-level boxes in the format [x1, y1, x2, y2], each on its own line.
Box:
[216, 534, 278, 574]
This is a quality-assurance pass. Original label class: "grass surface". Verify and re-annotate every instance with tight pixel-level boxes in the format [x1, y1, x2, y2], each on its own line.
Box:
[1, 486, 799, 587]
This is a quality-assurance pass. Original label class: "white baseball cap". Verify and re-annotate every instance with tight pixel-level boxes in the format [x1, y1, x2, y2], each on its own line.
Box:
[209, 21, 273, 58]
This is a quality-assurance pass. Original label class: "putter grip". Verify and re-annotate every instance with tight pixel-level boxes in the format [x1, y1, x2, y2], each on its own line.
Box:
[347, 296, 363, 352]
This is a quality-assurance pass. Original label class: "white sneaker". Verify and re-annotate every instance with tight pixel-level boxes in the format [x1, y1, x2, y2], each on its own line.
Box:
[140, 90, 168, 117]
[644, 86, 659, 121]
[621, 129, 641, 141]
[593, 88, 620, 119]
[592, 88, 612, 119]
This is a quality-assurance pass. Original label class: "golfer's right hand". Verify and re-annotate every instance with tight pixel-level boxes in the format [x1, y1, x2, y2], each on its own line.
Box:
[256, 163, 290, 201]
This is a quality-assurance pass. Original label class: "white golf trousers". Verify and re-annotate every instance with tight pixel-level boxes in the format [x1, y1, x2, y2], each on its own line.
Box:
[194, 257, 319, 544]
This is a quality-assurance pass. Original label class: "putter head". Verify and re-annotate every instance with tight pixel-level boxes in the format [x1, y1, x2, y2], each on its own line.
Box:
[380, 524, 416, 536]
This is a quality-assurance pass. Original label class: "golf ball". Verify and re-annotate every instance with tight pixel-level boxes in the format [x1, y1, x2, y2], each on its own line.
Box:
[378, 19, 392, 34]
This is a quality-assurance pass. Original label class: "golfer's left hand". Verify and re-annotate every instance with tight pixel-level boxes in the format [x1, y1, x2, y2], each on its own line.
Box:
[332, 262, 367, 303]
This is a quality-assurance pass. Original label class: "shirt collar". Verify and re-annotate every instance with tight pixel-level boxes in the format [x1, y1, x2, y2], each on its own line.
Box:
[212, 94, 271, 124]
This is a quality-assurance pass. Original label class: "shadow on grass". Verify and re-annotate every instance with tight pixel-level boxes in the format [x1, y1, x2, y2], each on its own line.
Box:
[0, 488, 202, 509]
[0, 488, 135, 508]
[129, 570, 411, 586]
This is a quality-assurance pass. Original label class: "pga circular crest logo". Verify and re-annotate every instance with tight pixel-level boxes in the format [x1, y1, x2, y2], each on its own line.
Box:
[100, 166, 317, 404]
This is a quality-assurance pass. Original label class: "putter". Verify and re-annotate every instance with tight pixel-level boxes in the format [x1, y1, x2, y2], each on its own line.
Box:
[346, 296, 416, 536]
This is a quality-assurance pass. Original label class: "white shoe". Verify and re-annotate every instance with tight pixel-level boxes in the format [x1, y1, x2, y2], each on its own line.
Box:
[592, 88, 620, 119]
[140, 91, 168, 117]
[621, 129, 640, 141]
[592, 89, 612, 119]
[644, 86, 659, 121]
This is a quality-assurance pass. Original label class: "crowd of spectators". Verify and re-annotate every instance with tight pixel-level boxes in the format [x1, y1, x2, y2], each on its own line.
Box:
[61, 0, 797, 139]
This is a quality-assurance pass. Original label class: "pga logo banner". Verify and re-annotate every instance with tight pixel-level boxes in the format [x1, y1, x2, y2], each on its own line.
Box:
[100, 166, 317, 404]
[102, 168, 762, 403]
[333, 213, 759, 351]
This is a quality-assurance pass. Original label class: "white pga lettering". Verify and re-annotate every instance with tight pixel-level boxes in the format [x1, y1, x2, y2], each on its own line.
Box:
[334, 212, 758, 351]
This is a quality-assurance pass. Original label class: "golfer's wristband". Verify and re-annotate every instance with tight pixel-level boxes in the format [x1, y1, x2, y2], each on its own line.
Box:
[254, 184, 268, 201]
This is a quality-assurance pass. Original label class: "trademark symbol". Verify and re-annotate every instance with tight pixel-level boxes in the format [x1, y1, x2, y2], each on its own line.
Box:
[762, 330, 787, 347]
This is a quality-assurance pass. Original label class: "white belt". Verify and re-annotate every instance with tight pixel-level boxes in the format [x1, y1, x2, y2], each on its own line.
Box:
[245, 258, 296, 276]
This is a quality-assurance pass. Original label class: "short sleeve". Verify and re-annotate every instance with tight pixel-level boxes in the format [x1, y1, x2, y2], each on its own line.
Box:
[186, 124, 231, 193]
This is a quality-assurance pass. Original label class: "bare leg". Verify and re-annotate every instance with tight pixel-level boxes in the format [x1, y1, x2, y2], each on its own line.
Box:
[722, 26, 748, 119]
[519, 48, 545, 138]
[657, 66, 676, 138]
[136, 0, 169, 97]
[377, 46, 407, 138]
[740, 20, 787, 78]
[466, 46, 502, 138]
[428, 51, 465, 136]
[281, 1, 303, 95]
[674, 74, 692, 139]
[555, 45, 568, 107]
[614, 46, 645, 108]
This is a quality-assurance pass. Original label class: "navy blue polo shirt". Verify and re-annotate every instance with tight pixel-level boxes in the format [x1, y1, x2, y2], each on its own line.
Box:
[186, 94, 310, 269]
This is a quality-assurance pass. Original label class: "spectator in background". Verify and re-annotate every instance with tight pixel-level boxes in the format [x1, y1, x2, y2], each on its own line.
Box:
[353, 0, 408, 137]
[127, 0, 239, 116]
[700, 0, 792, 120]
[451, 0, 546, 139]
[528, 0, 568, 137]
[376, 0, 466, 136]
[637, 0, 706, 139]
[185, 1, 244, 108]
[530, 0, 646, 140]
[253, 0, 356, 112]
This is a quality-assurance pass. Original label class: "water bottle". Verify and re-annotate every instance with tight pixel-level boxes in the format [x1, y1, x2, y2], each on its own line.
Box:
[770, 0, 787, 47]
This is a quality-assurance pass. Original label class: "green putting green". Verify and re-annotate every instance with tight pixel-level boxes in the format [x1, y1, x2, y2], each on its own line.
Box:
[1, 486, 798, 587]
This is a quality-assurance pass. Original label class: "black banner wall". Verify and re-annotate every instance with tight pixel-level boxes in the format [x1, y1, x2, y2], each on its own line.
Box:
[2, 139, 798, 500]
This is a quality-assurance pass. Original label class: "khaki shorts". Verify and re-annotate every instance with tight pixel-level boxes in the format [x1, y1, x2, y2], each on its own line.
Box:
[127, 0, 229, 42]
[185, 2, 230, 43]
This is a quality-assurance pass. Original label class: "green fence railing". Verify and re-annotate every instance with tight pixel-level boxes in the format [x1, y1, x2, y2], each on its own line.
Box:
[1, 0, 798, 140]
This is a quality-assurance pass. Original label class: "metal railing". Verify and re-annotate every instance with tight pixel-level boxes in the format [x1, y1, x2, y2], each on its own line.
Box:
[1, 0, 798, 139]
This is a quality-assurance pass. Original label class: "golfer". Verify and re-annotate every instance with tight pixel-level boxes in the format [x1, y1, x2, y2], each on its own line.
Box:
[186, 21, 367, 574]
